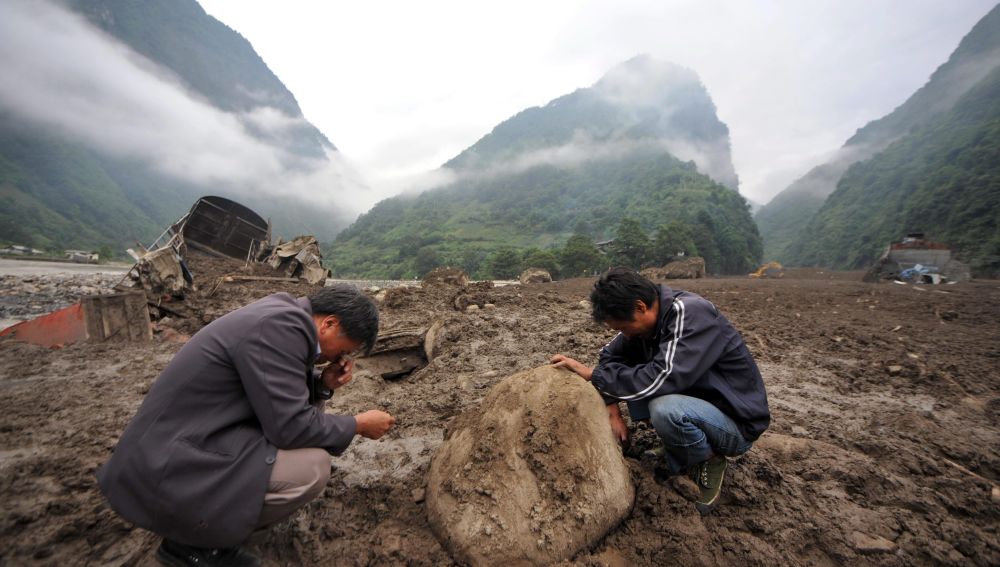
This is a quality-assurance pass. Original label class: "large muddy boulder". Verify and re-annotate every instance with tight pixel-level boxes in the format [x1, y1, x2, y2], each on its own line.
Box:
[422, 267, 469, 287]
[426, 365, 634, 566]
[642, 256, 706, 280]
[519, 268, 552, 284]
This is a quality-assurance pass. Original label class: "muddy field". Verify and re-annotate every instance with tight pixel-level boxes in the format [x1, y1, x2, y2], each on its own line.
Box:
[1, 264, 998, 566]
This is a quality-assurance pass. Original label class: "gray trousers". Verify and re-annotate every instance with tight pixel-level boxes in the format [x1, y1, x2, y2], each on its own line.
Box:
[255, 448, 331, 529]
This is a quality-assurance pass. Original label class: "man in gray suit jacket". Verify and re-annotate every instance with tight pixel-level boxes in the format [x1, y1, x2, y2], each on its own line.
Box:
[97, 285, 395, 567]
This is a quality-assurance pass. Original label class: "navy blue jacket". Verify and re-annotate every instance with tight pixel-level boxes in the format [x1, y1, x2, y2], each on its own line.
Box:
[590, 285, 770, 441]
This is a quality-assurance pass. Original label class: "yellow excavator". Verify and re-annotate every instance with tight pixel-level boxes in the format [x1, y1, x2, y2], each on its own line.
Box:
[748, 261, 784, 278]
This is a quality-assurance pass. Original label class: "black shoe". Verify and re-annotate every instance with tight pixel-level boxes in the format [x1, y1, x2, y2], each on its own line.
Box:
[156, 539, 261, 567]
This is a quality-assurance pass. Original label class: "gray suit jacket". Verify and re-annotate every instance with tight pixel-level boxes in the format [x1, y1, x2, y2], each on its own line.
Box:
[97, 293, 356, 547]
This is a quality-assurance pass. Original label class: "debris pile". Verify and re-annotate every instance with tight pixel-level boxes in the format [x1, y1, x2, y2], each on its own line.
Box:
[2, 196, 331, 345]
[642, 256, 706, 280]
[264, 236, 329, 285]
[423, 267, 470, 287]
[0, 273, 121, 324]
[864, 232, 971, 283]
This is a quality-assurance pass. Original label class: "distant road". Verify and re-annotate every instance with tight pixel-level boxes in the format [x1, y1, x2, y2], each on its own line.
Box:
[0, 258, 129, 277]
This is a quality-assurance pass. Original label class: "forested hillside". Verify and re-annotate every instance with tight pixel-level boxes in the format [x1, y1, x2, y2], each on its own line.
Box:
[329, 57, 760, 279]
[0, 0, 343, 255]
[755, 4, 1000, 263]
[788, 65, 1000, 276]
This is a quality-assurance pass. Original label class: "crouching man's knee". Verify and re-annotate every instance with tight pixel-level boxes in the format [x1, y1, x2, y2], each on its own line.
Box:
[256, 448, 331, 529]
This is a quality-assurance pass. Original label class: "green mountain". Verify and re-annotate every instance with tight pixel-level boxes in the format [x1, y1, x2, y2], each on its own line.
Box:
[0, 0, 347, 254]
[755, 4, 1000, 263]
[788, 64, 1000, 275]
[328, 57, 760, 279]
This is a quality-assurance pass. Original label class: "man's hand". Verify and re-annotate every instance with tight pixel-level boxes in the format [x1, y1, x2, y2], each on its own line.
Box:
[607, 403, 628, 444]
[550, 354, 594, 381]
[354, 410, 395, 439]
[321, 358, 354, 390]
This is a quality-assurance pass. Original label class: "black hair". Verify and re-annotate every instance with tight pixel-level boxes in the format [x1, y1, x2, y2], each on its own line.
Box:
[308, 284, 379, 355]
[590, 267, 659, 323]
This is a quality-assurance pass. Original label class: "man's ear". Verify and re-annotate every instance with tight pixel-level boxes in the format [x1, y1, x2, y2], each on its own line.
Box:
[320, 315, 341, 333]
[634, 299, 650, 315]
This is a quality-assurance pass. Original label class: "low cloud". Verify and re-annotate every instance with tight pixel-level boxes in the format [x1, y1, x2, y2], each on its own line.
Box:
[0, 0, 372, 218]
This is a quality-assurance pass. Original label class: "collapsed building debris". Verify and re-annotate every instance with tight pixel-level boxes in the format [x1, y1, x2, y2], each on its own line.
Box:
[0, 291, 151, 347]
[864, 232, 971, 284]
[3, 196, 333, 346]
[264, 236, 330, 285]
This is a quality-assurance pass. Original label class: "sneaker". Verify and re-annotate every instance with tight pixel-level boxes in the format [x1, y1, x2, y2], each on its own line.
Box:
[156, 539, 261, 567]
[689, 456, 728, 515]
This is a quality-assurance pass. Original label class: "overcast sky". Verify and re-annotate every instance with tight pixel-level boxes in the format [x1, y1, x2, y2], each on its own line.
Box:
[195, 0, 996, 205]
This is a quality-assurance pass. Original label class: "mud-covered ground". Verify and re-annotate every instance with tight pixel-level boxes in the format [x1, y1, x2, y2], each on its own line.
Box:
[1, 265, 998, 566]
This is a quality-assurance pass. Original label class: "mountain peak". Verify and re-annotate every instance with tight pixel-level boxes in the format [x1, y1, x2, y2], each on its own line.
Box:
[594, 55, 703, 109]
[447, 55, 738, 190]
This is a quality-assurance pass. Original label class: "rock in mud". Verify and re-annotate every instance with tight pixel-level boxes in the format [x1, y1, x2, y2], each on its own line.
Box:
[426, 365, 634, 566]
[423, 267, 470, 287]
[519, 268, 552, 284]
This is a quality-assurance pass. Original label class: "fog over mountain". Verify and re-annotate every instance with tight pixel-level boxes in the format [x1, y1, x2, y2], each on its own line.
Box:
[447, 56, 739, 191]
[0, 0, 368, 249]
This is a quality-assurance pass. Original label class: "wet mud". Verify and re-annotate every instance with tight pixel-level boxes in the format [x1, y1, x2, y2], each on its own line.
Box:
[1, 268, 998, 565]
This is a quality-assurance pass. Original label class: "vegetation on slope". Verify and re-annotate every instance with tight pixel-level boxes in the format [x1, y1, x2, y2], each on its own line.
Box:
[329, 149, 760, 279]
[789, 66, 1000, 276]
[756, 4, 1000, 263]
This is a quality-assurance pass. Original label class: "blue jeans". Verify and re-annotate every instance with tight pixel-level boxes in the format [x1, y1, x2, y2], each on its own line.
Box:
[628, 394, 753, 475]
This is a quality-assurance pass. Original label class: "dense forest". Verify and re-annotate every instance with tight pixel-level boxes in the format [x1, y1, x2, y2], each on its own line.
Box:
[788, 65, 1000, 276]
[329, 149, 760, 279]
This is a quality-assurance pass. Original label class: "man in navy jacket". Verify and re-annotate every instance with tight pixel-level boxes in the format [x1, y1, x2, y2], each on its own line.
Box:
[552, 268, 769, 514]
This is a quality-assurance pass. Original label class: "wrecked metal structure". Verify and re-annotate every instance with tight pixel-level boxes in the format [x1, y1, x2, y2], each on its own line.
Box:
[3, 196, 332, 348]
[864, 232, 971, 283]
[182, 196, 271, 260]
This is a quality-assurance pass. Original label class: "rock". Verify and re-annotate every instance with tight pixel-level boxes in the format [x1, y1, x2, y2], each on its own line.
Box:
[519, 268, 552, 284]
[426, 365, 634, 566]
[423, 267, 470, 287]
[790, 426, 809, 437]
[887, 365, 903, 376]
[578, 300, 590, 310]
[641, 257, 706, 280]
[465, 304, 479, 313]
[412, 487, 426, 504]
[850, 531, 897, 554]
[424, 320, 445, 361]
[483, 303, 496, 310]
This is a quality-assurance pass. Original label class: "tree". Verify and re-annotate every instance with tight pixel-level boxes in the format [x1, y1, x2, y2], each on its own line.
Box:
[521, 248, 560, 278]
[414, 246, 440, 277]
[650, 221, 698, 265]
[612, 217, 649, 269]
[486, 247, 522, 279]
[95, 244, 115, 263]
[559, 233, 603, 277]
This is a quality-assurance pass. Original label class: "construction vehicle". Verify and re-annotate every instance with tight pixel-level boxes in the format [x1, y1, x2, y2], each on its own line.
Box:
[748, 261, 784, 278]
